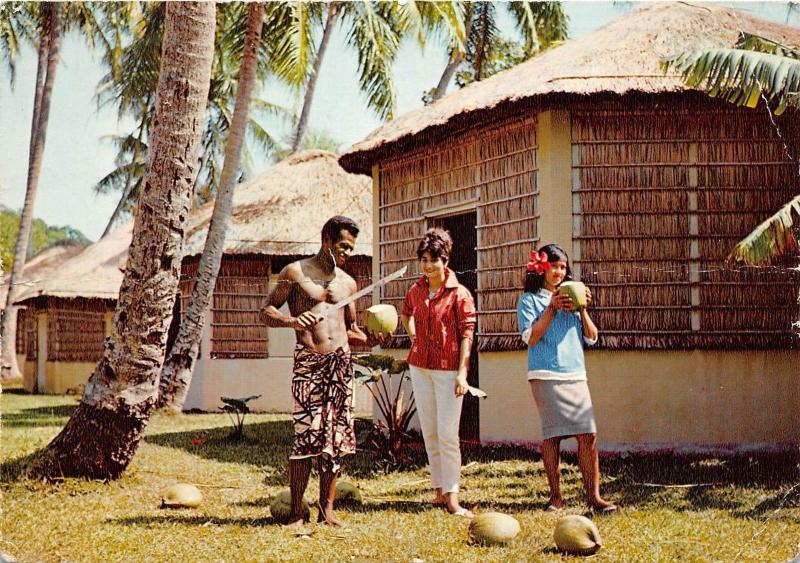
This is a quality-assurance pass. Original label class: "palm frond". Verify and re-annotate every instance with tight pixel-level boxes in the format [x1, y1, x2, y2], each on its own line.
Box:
[471, 1, 498, 82]
[268, 1, 321, 89]
[343, 1, 400, 120]
[663, 48, 800, 114]
[735, 31, 800, 60]
[728, 195, 800, 265]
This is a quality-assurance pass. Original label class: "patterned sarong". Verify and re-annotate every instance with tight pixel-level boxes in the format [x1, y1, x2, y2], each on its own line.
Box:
[290, 345, 356, 473]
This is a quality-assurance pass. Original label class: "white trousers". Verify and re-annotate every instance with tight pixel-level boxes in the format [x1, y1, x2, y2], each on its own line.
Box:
[409, 366, 463, 494]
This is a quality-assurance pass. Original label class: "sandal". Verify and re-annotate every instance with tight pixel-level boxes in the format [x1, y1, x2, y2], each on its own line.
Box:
[449, 507, 474, 519]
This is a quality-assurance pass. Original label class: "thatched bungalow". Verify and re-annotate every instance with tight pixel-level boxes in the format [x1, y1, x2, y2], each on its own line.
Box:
[1, 240, 89, 387]
[340, 3, 800, 451]
[16, 150, 374, 412]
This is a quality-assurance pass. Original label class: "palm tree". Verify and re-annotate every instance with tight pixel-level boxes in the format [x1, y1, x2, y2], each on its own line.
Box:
[95, 2, 290, 225]
[430, 1, 568, 102]
[663, 32, 800, 265]
[285, 0, 419, 152]
[1, 2, 62, 381]
[28, 1, 216, 481]
[1, 2, 127, 380]
[157, 3, 264, 412]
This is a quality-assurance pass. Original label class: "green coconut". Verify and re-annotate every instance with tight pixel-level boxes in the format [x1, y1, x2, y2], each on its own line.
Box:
[468, 512, 521, 546]
[553, 515, 602, 555]
[334, 481, 363, 504]
[160, 483, 203, 508]
[270, 490, 310, 524]
[362, 304, 399, 335]
[558, 281, 588, 312]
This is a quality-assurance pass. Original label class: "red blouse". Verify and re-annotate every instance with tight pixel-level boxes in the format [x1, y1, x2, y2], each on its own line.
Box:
[401, 269, 477, 371]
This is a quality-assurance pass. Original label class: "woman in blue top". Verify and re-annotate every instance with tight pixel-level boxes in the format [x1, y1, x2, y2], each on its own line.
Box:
[517, 243, 616, 514]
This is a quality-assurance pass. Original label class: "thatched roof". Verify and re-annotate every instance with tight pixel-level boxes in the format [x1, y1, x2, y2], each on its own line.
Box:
[0, 240, 88, 308]
[184, 150, 372, 257]
[14, 222, 132, 303]
[15, 150, 372, 303]
[340, 2, 800, 174]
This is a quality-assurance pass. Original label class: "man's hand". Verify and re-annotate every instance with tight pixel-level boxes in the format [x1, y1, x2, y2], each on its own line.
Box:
[293, 311, 322, 330]
[454, 371, 469, 397]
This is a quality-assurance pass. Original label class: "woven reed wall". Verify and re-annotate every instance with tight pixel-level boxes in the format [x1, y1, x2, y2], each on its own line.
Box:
[343, 256, 373, 352]
[16, 306, 37, 360]
[378, 116, 539, 349]
[572, 104, 800, 349]
[46, 298, 106, 362]
[210, 256, 270, 359]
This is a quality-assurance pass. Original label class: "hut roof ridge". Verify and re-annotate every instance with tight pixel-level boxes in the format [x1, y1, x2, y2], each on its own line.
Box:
[339, 2, 800, 173]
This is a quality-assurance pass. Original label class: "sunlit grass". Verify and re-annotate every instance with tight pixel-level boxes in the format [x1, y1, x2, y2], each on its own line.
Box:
[2, 381, 799, 562]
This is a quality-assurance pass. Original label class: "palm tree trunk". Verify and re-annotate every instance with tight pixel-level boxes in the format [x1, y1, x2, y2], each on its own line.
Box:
[291, 3, 338, 153]
[431, 54, 462, 102]
[431, 4, 474, 102]
[158, 3, 264, 412]
[1, 4, 61, 381]
[27, 1, 215, 481]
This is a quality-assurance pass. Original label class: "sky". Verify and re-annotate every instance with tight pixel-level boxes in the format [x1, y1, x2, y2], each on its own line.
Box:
[0, 1, 796, 242]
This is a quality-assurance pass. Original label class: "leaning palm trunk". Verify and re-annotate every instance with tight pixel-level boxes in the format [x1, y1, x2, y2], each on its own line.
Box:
[27, 2, 215, 481]
[1, 4, 61, 381]
[291, 4, 338, 153]
[157, 3, 263, 412]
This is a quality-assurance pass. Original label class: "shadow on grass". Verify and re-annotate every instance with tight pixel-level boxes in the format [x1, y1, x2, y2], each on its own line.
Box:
[110, 514, 276, 528]
[0, 452, 37, 483]
[1, 404, 77, 428]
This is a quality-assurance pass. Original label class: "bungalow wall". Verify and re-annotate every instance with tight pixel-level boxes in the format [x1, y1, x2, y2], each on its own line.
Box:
[182, 254, 374, 413]
[373, 96, 800, 451]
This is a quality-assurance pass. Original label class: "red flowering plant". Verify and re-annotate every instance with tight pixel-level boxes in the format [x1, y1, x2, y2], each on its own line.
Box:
[527, 250, 551, 275]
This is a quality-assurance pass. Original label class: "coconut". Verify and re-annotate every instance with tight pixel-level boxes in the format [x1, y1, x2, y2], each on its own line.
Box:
[553, 515, 602, 555]
[161, 483, 203, 508]
[468, 512, 521, 546]
[270, 490, 310, 524]
[334, 481, 363, 504]
[558, 281, 588, 312]
[362, 304, 399, 335]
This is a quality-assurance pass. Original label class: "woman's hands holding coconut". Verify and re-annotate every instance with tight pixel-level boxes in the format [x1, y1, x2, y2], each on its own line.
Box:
[549, 292, 574, 312]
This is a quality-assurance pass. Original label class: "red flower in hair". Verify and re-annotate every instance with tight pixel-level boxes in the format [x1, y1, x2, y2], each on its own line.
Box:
[526, 251, 551, 275]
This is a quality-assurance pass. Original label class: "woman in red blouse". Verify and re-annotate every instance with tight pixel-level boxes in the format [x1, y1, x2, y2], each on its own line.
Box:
[401, 228, 477, 518]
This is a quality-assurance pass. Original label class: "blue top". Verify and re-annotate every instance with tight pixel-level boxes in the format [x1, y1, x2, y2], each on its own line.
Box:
[516, 289, 595, 380]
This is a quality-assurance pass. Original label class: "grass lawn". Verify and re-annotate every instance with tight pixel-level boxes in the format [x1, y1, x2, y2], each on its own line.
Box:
[2, 382, 799, 562]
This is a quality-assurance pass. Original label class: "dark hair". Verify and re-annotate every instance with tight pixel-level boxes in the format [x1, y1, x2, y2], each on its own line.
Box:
[523, 243, 572, 293]
[416, 228, 452, 263]
[321, 215, 359, 243]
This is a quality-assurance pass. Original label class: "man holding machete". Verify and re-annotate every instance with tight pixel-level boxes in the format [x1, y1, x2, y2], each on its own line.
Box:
[260, 215, 402, 527]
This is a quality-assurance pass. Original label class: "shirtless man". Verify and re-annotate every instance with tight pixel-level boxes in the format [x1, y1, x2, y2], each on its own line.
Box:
[260, 215, 375, 527]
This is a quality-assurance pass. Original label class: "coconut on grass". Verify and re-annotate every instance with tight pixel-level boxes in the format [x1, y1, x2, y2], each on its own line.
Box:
[160, 484, 203, 508]
[554, 515, 602, 555]
[334, 481, 363, 505]
[469, 512, 521, 546]
[270, 490, 310, 524]
[558, 281, 588, 312]
[362, 304, 399, 335]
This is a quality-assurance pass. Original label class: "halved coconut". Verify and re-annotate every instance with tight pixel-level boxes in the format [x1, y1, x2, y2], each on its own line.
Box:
[334, 481, 363, 504]
[362, 304, 399, 335]
[554, 514, 602, 555]
[469, 512, 521, 545]
[558, 281, 588, 312]
[161, 483, 203, 508]
[270, 489, 310, 524]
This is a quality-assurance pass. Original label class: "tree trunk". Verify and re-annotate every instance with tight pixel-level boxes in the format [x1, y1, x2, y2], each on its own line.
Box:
[431, 54, 462, 102]
[290, 4, 338, 153]
[158, 3, 264, 412]
[431, 5, 474, 102]
[1, 5, 61, 381]
[27, 2, 215, 481]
